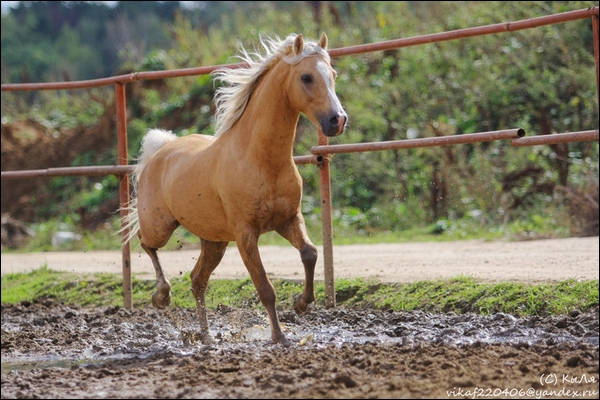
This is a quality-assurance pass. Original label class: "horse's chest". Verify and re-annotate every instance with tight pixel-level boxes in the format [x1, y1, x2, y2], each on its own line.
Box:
[251, 181, 300, 227]
[258, 186, 299, 213]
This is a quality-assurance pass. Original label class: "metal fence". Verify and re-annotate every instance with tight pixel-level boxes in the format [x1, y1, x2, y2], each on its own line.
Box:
[2, 7, 599, 308]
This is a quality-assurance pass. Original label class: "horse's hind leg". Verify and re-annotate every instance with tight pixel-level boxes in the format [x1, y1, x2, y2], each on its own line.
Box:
[277, 213, 318, 315]
[141, 243, 172, 309]
[190, 239, 228, 344]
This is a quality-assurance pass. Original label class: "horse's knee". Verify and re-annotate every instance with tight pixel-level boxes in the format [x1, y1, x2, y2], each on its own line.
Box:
[300, 243, 318, 267]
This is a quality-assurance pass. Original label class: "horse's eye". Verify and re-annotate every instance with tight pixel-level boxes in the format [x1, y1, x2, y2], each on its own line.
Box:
[301, 74, 313, 84]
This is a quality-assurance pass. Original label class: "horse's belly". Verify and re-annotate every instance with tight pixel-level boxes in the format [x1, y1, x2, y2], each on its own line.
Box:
[181, 221, 235, 242]
[163, 156, 301, 240]
[181, 213, 235, 241]
[168, 194, 235, 242]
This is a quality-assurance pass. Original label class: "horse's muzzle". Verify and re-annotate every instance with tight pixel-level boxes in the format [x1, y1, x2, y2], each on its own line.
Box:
[320, 114, 348, 137]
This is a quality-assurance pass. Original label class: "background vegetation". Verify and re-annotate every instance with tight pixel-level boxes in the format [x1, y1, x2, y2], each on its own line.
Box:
[1, 1, 598, 252]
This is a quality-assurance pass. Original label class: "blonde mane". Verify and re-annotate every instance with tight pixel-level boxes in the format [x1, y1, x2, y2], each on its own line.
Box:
[211, 33, 330, 137]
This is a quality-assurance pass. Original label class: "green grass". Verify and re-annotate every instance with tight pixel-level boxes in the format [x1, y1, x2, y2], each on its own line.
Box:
[2, 266, 597, 317]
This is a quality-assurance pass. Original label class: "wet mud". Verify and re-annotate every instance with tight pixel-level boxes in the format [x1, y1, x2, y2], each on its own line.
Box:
[1, 299, 599, 399]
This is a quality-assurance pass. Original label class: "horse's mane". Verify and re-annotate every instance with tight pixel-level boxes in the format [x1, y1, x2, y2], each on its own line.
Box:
[211, 33, 329, 137]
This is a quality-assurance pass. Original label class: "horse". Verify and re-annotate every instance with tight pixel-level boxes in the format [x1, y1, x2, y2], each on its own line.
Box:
[121, 32, 347, 346]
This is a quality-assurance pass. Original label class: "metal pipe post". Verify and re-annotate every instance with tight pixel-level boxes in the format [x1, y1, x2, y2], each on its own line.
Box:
[116, 83, 132, 309]
[318, 132, 336, 308]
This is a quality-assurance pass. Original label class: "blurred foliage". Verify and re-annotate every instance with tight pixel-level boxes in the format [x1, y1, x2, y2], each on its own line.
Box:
[1, 1, 598, 249]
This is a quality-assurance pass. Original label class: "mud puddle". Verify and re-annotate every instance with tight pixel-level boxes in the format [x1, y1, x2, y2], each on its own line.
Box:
[2, 300, 598, 373]
[2, 300, 599, 399]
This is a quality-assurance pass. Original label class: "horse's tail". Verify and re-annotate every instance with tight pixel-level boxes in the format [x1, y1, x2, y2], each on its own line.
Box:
[118, 129, 178, 246]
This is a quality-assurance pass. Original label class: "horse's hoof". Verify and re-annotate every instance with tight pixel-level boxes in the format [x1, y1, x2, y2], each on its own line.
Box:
[203, 335, 216, 345]
[180, 329, 215, 345]
[152, 290, 171, 309]
[293, 295, 314, 315]
[274, 336, 291, 347]
[197, 331, 216, 345]
[199, 329, 216, 345]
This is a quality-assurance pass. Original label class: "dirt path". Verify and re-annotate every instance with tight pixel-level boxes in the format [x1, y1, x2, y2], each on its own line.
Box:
[2, 237, 599, 283]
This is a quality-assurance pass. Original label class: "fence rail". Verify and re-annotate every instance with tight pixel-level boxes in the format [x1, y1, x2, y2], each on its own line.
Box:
[2, 7, 599, 309]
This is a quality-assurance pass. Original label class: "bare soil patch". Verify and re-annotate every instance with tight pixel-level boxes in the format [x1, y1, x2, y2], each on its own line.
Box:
[1, 300, 599, 399]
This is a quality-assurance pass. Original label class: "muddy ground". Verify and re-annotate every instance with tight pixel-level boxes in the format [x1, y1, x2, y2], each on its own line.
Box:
[1, 298, 598, 399]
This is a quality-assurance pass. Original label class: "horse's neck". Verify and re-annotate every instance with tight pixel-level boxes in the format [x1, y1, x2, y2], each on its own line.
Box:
[225, 66, 299, 166]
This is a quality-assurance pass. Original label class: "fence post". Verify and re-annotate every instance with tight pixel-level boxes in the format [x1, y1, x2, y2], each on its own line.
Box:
[116, 82, 133, 309]
[318, 132, 336, 308]
[592, 14, 599, 106]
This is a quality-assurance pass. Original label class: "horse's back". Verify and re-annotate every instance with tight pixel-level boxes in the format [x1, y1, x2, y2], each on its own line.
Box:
[162, 133, 216, 153]
[140, 133, 219, 194]
[144, 134, 215, 170]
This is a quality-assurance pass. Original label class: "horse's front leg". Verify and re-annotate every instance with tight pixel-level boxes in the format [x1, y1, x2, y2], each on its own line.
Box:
[190, 239, 229, 344]
[276, 213, 317, 315]
[141, 243, 172, 309]
[236, 230, 290, 346]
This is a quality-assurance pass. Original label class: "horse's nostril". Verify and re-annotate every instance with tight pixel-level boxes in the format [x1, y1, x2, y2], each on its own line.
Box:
[329, 116, 338, 126]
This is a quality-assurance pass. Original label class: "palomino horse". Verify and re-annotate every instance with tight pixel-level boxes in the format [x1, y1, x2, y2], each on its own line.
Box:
[122, 33, 347, 346]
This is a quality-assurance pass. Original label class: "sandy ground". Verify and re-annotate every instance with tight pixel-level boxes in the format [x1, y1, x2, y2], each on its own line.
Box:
[1, 236, 598, 283]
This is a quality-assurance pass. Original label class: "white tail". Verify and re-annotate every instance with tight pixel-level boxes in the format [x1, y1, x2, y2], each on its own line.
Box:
[118, 129, 178, 246]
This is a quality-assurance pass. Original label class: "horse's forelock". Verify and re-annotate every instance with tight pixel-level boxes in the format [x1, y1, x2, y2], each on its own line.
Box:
[279, 34, 329, 64]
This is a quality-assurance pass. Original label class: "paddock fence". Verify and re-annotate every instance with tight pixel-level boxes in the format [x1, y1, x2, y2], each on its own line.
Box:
[2, 7, 599, 308]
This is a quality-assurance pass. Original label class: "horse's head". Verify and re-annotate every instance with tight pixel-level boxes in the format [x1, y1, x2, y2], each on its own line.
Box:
[284, 33, 347, 137]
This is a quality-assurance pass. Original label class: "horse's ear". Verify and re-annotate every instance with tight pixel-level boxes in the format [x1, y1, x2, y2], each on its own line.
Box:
[318, 32, 328, 51]
[293, 34, 304, 55]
